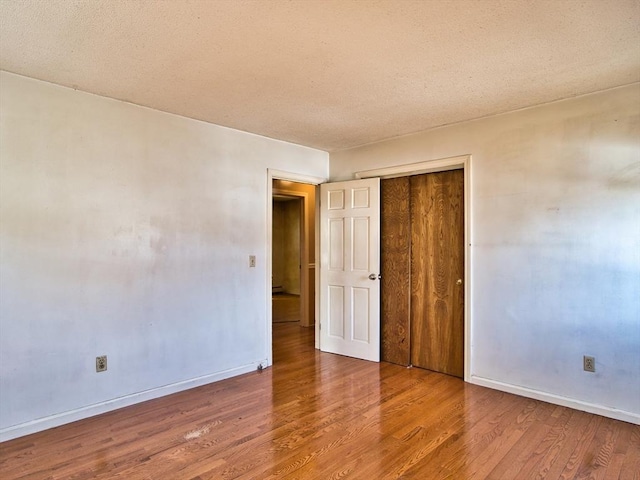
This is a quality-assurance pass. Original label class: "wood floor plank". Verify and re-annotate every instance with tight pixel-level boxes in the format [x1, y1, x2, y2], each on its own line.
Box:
[524, 406, 576, 479]
[619, 426, 640, 480]
[413, 395, 541, 479]
[484, 402, 556, 479]
[556, 413, 603, 480]
[1, 323, 638, 480]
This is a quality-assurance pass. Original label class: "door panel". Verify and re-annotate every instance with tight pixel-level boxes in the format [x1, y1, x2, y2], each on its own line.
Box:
[352, 287, 370, 342]
[380, 177, 412, 366]
[410, 170, 464, 377]
[329, 219, 345, 270]
[320, 178, 380, 362]
[328, 285, 345, 337]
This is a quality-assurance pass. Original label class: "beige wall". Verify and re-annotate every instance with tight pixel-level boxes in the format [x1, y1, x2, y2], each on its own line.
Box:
[272, 199, 301, 294]
[272, 202, 284, 290]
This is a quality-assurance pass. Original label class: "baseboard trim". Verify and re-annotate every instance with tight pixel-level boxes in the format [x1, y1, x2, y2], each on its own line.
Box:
[469, 375, 640, 425]
[0, 361, 264, 442]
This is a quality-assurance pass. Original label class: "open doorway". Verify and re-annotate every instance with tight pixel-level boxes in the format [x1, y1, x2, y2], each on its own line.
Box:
[271, 179, 316, 358]
[272, 194, 302, 323]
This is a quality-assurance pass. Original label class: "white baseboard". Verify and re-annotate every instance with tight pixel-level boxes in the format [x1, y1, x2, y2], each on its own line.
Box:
[0, 361, 265, 442]
[469, 375, 640, 425]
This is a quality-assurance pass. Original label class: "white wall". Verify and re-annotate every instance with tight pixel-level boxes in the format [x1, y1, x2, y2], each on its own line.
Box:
[331, 84, 640, 423]
[0, 71, 328, 440]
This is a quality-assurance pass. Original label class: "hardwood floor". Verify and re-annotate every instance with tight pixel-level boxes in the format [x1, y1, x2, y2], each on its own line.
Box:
[272, 294, 301, 323]
[1, 324, 638, 479]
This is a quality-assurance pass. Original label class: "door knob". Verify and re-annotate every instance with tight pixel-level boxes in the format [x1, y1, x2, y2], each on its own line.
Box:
[456, 279, 463, 285]
[369, 273, 380, 280]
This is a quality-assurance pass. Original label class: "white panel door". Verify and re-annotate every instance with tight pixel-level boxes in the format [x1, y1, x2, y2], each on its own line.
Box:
[319, 178, 380, 362]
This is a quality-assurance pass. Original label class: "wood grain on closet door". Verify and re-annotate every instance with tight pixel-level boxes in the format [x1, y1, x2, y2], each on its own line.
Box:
[380, 177, 411, 366]
[410, 170, 464, 377]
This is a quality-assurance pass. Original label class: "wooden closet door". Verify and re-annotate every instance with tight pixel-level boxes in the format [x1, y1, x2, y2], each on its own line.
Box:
[380, 177, 411, 365]
[410, 170, 464, 377]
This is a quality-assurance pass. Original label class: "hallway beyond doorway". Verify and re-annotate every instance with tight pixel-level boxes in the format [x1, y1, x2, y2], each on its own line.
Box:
[272, 294, 300, 323]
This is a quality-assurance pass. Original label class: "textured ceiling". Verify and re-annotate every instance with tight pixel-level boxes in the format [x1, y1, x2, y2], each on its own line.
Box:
[1, 0, 639, 151]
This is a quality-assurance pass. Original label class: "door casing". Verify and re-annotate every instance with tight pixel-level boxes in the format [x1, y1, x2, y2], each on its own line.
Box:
[266, 169, 326, 366]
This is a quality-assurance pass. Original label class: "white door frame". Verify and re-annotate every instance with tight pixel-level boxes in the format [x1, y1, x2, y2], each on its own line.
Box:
[355, 154, 472, 381]
[266, 169, 326, 367]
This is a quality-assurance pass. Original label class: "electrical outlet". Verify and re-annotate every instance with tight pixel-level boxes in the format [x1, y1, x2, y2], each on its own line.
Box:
[249, 255, 256, 268]
[583, 355, 595, 373]
[96, 355, 108, 372]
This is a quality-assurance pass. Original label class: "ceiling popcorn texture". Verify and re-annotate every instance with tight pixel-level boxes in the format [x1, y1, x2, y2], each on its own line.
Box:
[1, 0, 639, 151]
